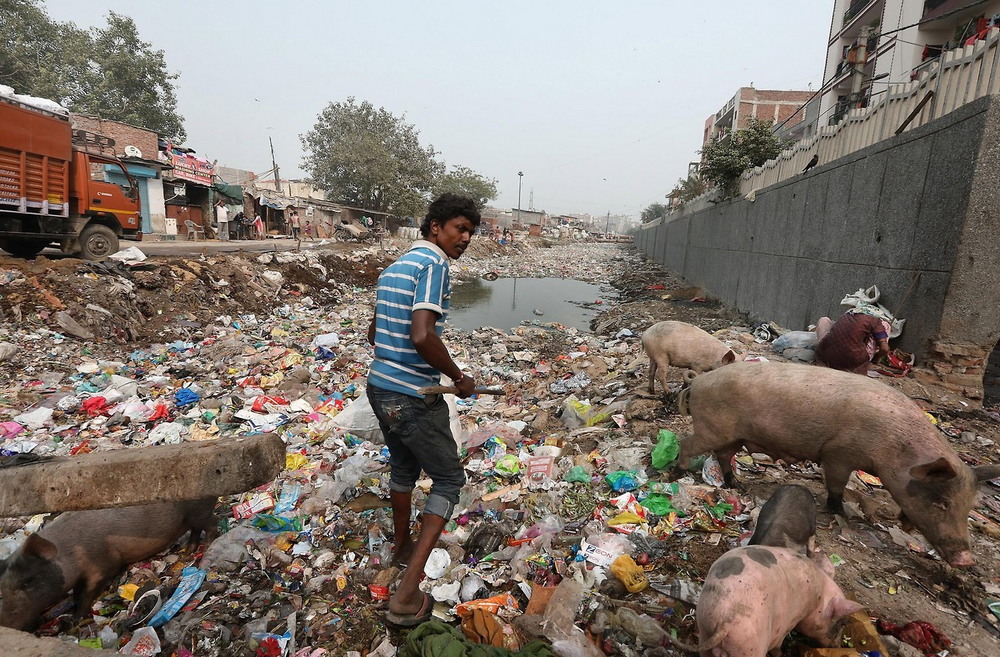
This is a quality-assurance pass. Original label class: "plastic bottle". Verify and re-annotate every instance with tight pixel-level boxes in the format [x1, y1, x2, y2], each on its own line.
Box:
[610, 554, 649, 593]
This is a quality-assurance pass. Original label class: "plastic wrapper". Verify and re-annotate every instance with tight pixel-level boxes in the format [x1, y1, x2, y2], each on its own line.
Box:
[651, 429, 679, 469]
[610, 554, 649, 592]
[605, 470, 639, 492]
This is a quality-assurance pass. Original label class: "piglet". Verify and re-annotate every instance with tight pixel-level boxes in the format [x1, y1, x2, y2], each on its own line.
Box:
[0, 498, 218, 630]
[641, 320, 737, 395]
[748, 484, 818, 557]
[696, 546, 862, 657]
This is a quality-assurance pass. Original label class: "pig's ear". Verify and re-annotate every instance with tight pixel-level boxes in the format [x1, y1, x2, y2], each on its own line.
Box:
[22, 534, 58, 561]
[831, 597, 865, 620]
[722, 350, 736, 365]
[973, 464, 1000, 482]
[909, 457, 958, 482]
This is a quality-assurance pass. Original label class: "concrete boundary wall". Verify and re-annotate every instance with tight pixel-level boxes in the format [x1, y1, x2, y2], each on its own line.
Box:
[637, 94, 1000, 399]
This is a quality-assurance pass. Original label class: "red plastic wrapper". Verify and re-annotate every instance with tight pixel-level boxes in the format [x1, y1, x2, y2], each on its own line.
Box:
[252, 395, 289, 412]
[876, 618, 951, 654]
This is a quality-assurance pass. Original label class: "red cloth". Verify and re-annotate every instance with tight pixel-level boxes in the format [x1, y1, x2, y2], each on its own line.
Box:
[816, 313, 888, 373]
[80, 396, 109, 417]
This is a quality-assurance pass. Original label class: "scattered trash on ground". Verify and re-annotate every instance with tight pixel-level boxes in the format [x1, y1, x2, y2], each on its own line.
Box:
[1, 238, 999, 655]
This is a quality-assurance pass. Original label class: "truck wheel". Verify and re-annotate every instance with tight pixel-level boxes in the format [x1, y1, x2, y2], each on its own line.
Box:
[0, 238, 48, 258]
[78, 224, 119, 260]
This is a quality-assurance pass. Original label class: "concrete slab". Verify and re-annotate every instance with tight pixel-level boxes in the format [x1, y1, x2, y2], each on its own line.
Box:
[798, 170, 830, 259]
[0, 434, 285, 517]
[876, 137, 932, 268]
[0, 627, 118, 656]
[842, 151, 887, 264]
[911, 115, 983, 271]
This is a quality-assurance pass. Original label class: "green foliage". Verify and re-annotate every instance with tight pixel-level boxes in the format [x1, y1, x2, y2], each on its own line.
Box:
[301, 97, 443, 217]
[641, 202, 670, 224]
[699, 118, 785, 195]
[432, 165, 498, 210]
[0, 1, 186, 140]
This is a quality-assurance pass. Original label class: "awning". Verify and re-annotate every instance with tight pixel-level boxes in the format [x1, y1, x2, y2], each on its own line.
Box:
[213, 182, 244, 202]
[259, 196, 288, 210]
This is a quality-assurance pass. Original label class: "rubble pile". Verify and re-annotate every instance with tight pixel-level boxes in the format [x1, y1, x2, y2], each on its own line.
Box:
[1, 241, 999, 656]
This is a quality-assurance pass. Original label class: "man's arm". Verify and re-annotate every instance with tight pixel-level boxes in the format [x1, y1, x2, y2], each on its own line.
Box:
[411, 309, 475, 397]
[367, 317, 376, 346]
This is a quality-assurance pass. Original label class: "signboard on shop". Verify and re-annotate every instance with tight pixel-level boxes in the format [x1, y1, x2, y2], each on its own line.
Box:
[168, 152, 214, 185]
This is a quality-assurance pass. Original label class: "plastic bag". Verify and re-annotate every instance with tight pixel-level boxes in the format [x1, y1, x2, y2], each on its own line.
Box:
[330, 391, 384, 442]
[564, 465, 591, 483]
[606, 470, 639, 492]
[201, 526, 274, 571]
[640, 493, 678, 516]
[771, 331, 818, 352]
[651, 430, 679, 469]
[615, 607, 666, 647]
[610, 554, 649, 593]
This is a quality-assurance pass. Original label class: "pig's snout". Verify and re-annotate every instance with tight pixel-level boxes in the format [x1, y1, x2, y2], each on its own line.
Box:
[946, 550, 974, 568]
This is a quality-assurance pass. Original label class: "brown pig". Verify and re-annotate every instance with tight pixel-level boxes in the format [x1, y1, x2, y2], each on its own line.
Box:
[641, 320, 737, 395]
[676, 361, 1000, 567]
[695, 545, 863, 657]
[0, 498, 218, 630]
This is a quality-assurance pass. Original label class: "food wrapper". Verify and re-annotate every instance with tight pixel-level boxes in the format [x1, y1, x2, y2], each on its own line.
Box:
[232, 492, 276, 519]
[456, 593, 519, 616]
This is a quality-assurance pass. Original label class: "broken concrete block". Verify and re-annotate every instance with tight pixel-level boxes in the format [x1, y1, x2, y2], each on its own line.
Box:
[0, 434, 285, 517]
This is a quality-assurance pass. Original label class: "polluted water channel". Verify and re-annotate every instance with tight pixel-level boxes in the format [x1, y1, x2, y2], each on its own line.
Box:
[447, 276, 612, 332]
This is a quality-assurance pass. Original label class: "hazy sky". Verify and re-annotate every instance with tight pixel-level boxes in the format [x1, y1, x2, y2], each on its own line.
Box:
[43, 1, 832, 218]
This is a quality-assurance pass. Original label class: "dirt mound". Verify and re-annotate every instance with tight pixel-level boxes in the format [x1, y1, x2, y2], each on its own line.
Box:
[0, 249, 393, 346]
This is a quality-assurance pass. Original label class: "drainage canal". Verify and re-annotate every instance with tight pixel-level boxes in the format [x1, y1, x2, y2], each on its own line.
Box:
[448, 277, 611, 332]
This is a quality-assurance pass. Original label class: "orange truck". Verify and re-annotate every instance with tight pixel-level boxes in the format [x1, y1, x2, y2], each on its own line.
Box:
[0, 93, 142, 259]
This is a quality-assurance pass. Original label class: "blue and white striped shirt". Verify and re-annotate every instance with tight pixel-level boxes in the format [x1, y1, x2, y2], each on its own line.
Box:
[368, 240, 451, 396]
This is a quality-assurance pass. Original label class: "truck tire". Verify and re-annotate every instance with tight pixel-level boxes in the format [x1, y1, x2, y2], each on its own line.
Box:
[0, 237, 48, 258]
[78, 224, 119, 260]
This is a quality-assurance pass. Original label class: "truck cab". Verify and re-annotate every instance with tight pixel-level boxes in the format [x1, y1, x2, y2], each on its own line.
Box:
[0, 93, 142, 259]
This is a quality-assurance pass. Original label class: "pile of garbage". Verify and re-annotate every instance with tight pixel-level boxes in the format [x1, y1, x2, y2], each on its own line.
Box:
[0, 240, 998, 656]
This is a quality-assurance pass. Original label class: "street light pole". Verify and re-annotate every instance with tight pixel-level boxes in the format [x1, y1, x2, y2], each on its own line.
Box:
[517, 171, 523, 226]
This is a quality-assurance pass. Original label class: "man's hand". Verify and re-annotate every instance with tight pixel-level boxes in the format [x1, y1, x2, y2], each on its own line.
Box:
[455, 373, 475, 399]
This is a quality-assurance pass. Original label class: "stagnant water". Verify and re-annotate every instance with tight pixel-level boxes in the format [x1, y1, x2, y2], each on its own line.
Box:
[447, 276, 611, 332]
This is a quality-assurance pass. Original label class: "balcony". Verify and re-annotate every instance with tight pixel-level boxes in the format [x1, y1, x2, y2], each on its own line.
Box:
[844, 0, 876, 24]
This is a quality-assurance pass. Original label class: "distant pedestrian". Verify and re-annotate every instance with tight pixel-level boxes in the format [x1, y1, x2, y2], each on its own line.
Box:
[253, 213, 264, 240]
[289, 210, 301, 240]
[303, 220, 314, 240]
[215, 201, 229, 241]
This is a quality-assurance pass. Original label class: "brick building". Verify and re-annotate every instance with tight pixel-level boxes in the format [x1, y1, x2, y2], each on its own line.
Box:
[702, 87, 814, 146]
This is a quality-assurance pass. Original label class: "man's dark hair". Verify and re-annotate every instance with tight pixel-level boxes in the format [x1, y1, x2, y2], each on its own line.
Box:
[420, 193, 481, 237]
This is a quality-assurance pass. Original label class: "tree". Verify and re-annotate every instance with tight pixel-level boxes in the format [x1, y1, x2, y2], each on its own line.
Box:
[641, 202, 670, 224]
[432, 165, 498, 209]
[301, 98, 443, 217]
[0, 1, 186, 140]
[699, 118, 785, 195]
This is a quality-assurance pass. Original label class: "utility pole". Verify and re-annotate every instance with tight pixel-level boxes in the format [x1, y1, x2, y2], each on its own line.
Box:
[517, 171, 523, 226]
[269, 136, 282, 195]
[850, 26, 871, 109]
[605, 210, 610, 237]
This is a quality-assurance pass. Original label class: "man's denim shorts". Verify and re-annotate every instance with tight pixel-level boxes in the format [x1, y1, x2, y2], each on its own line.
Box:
[367, 385, 466, 519]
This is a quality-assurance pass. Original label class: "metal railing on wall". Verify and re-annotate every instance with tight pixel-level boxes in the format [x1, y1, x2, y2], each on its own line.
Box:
[739, 26, 1000, 196]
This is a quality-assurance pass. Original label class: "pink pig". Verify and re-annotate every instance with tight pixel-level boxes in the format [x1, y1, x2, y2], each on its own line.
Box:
[641, 321, 737, 395]
[676, 361, 1000, 567]
[695, 546, 862, 657]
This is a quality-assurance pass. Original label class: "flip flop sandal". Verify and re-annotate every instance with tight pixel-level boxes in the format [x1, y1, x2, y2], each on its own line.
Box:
[385, 591, 433, 628]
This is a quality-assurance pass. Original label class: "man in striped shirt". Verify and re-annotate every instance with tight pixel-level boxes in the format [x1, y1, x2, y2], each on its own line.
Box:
[366, 193, 481, 626]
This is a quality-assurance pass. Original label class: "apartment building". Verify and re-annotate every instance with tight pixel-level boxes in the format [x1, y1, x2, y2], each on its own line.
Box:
[702, 87, 814, 147]
[820, 0, 1000, 126]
